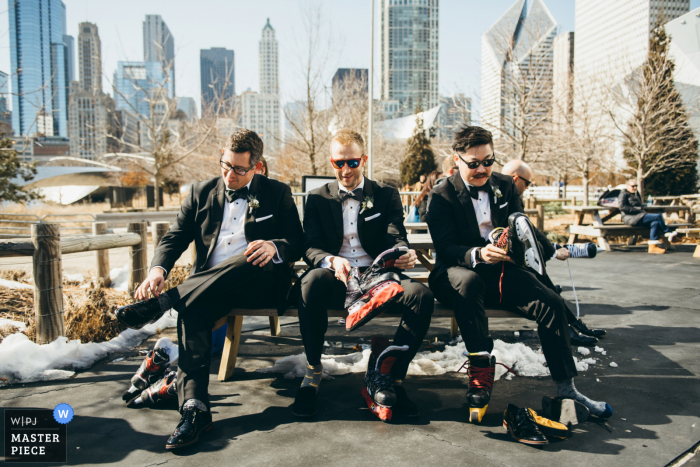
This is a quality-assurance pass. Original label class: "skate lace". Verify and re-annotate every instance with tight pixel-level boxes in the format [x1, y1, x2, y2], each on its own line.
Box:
[457, 360, 518, 390]
[493, 227, 509, 250]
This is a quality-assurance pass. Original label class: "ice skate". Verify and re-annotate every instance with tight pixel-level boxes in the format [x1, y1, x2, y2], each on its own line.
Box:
[122, 338, 177, 405]
[345, 247, 408, 331]
[128, 369, 177, 408]
[463, 352, 496, 423]
[361, 337, 408, 422]
[488, 213, 545, 275]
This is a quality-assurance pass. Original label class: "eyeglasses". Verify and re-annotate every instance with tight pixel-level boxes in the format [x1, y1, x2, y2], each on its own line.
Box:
[220, 159, 256, 176]
[330, 158, 362, 169]
[629, 185, 638, 188]
[519, 176, 532, 187]
[456, 153, 496, 169]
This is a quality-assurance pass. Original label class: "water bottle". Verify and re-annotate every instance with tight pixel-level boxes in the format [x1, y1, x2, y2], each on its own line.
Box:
[647, 194, 652, 205]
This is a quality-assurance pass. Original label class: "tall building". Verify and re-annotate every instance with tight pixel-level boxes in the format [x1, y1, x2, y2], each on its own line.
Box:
[143, 15, 175, 97]
[8, 0, 68, 137]
[380, 0, 439, 117]
[238, 20, 281, 155]
[63, 34, 74, 109]
[176, 97, 197, 120]
[113, 61, 172, 118]
[552, 31, 574, 124]
[436, 94, 471, 139]
[200, 47, 234, 115]
[574, 0, 689, 98]
[259, 18, 278, 95]
[0, 70, 11, 133]
[332, 68, 368, 100]
[481, 0, 557, 140]
[68, 22, 112, 159]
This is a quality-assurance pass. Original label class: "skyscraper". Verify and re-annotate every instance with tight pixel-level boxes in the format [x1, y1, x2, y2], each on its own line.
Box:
[143, 15, 175, 97]
[380, 0, 439, 117]
[9, 0, 68, 137]
[552, 31, 574, 124]
[259, 18, 278, 95]
[113, 61, 171, 118]
[200, 48, 234, 115]
[68, 22, 112, 159]
[481, 0, 557, 141]
[332, 68, 368, 100]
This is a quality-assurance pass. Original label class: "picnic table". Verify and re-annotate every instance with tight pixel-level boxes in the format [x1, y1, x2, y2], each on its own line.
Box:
[566, 205, 692, 251]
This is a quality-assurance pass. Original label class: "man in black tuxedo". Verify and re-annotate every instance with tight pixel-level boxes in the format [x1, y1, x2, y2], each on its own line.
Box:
[292, 128, 434, 418]
[427, 126, 612, 423]
[117, 129, 303, 449]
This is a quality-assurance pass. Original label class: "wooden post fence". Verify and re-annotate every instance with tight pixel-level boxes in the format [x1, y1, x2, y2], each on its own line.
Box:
[537, 205, 545, 232]
[93, 222, 110, 287]
[128, 222, 148, 296]
[32, 223, 65, 344]
[153, 221, 170, 250]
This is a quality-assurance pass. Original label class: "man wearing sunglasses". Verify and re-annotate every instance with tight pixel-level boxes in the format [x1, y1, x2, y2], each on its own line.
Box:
[116, 129, 303, 449]
[427, 125, 612, 424]
[619, 179, 677, 254]
[291, 128, 434, 419]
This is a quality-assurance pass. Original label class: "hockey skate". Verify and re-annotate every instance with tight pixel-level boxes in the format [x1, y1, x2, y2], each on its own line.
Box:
[344, 247, 408, 331]
[488, 213, 546, 275]
[122, 337, 178, 405]
[361, 337, 408, 422]
[128, 369, 177, 408]
[458, 351, 516, 423]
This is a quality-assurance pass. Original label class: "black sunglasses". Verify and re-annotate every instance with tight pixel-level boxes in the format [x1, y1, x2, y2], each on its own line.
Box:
[220, 159, 256, 176]
[330, 158, 362, 169]
[519, 176, 532, 187]
[456, 153, 496, 169]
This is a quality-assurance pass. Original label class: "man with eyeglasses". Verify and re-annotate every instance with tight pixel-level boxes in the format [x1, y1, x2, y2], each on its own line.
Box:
[427, 126, 612, 426]
[115, 129, 303, 449]
[619, 179, 677, 254]
[291, 128, 434, 420]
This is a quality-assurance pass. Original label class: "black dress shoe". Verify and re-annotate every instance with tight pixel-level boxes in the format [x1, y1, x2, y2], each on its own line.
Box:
[291, 386, 317, 417]
[116, 298, 164, 330]
[392, 385, 419, 418]
[569, 326, 598, 346]
[571, 318, 606, 338]
[165, 406, 213, 450]
[503, 404, 548, 445]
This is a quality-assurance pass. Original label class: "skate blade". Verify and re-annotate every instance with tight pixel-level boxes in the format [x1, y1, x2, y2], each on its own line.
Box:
[469, 406, 487, 423]
[516, 218, 544, 275]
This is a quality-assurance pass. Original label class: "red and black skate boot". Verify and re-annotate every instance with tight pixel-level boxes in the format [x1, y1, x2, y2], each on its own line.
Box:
[345, 247, 408, 331]
[361, 337, 408, 422]
[458, 351, 517, 423]
[122, 347, 170, 405]
[128, 369, 178, 408]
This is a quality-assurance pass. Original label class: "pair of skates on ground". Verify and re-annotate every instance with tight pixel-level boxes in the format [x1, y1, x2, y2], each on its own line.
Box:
[121, 337, 179, 409]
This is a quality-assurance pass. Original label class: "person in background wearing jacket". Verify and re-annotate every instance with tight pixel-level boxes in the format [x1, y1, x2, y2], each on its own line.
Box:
[414, 170, 442, 223]
[618, 179, 677, 254]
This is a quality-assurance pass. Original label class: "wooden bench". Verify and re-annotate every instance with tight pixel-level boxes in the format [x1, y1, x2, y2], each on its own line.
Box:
[212, 304, 520, 381]
[567, 222, 692, 251]
[676, 228, 700, 258]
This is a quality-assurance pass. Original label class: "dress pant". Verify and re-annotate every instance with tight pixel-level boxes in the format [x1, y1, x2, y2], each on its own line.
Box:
[298, 268, 434, 380]
[534, 271, 579, 326]
[430, 262, 577, 381]
[165, 254, 278, 410]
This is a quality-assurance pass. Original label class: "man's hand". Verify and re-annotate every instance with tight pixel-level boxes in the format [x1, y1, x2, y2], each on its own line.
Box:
[479, 244, 512, 264]
[330, 256, 351, 284]
[134, 268, 166, 300]
[555, 248, 570, 261]
[245, 240, 277, 267]
[394, 249, 417, 270]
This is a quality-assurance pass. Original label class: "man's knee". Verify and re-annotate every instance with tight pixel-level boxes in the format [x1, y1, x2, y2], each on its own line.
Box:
[402, 282, 434, 313]
[447, 267, 484, 297]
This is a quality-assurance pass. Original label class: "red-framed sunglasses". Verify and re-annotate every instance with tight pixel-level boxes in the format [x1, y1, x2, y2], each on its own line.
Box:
[330, 158, 362, 169]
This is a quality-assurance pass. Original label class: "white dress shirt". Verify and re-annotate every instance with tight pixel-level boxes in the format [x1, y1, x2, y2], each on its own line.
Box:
[321, 177, 374, 270]
[460, 173, 494, 267]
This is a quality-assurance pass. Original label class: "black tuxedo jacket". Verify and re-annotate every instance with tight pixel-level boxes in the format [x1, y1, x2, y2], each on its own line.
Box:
[426, 172, 554, 280]
[152, 174, 303, 312]
[302, 178, 408, 268]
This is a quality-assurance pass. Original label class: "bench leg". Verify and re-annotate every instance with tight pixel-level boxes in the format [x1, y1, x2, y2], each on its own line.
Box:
[218, 315, 243, 382]
[269, 316, 281, 336]
[597, 236, 612, 252]
[627, 235, 637, 246]
[450, 317, 459, 338]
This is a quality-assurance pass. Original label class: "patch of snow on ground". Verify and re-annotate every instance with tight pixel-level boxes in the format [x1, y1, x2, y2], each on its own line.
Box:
[257, 339, 597, 379]
[0, 311, 177, 385]
[109, 266, 129, 292]
[0, 279, 32, 290]
[609, 362, 618, 367]
[578, 347, 591, 355]
[0, 319, 26, 331]
[594, 346, 605, 353]
[64, 273, 84, 282]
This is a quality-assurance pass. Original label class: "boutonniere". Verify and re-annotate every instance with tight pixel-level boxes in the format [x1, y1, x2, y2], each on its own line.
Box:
[360, 196, 374, 214]
[247, 195, 260, 214]
[492, 185, 502, 203]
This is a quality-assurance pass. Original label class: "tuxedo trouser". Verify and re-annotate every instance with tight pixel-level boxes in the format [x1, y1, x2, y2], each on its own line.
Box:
[165, 254, 278, 410]
[535, 271, 580, 326]
[297, 268, 434, 380]
[430, 262, 577, 381]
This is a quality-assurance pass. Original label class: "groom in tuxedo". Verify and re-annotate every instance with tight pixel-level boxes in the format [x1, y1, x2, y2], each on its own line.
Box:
[118, 129, 303, 449]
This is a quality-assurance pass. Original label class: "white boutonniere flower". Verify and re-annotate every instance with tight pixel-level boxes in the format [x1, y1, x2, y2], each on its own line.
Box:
[492, 186, 503, 203]
[360, 196, 374, 214]
[247, 195, 260, 214]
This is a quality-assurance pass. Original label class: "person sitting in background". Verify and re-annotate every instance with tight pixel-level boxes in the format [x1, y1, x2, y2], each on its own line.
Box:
[414, 170, 442, 223]
[256, 157, 268, 177]
[414, 174, 426, 193]
[619, 179, 677, 255]
[442, 154, 457, 177]
[502, 159, 606, 346]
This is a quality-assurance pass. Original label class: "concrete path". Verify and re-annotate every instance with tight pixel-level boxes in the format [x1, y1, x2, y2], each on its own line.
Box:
[1, 245, 699, 466]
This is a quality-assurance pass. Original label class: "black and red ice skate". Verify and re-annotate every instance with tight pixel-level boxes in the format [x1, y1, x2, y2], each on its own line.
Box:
[127, 369, 178, 408]
[344, 247, 408, 331]
[488, 213, 546, 275]
[457, 351, 515, 423]
[122, 347, 171, 405]
[361, 337, 408, 422]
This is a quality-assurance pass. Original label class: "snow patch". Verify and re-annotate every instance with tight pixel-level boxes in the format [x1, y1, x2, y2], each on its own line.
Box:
[63, 273, 84, 282]
[577, 347, 591, 356]
[109, 266, 129, 292]
[0, 279, 33, 290]
[0, 311, 177, 385]
[0, 319, 26, 331]
[609, 362, 618, 368]
[594, 346, 605, 353]
[257, 339, 596, 379]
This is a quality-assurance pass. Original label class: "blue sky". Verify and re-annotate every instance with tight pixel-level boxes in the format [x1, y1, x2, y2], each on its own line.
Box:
[0, 0, 698, 118]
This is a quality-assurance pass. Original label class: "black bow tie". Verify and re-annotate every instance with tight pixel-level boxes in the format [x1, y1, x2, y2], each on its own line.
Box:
[339, 188, 362, 203]
[225, 187, 249, 203]
[468, 184, 489, 200]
